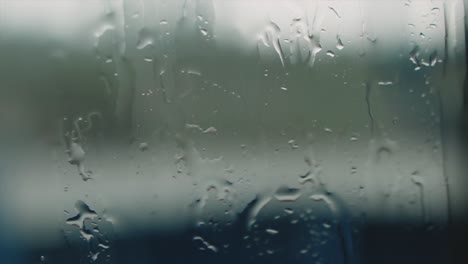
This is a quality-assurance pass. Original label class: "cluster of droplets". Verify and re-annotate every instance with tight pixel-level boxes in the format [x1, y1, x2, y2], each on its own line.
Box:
[64, 201, 112, 263]
[409, 45, 439, 71]
[257, 12, 349, 72]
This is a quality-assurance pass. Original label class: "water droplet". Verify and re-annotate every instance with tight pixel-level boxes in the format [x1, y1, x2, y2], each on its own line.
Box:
[429, 50, 438, 66]
[139, 142, 149, 151]
[309, 194, 339, 215]
[274, 186, 302, 202]
[411, 174, 426, 222]
[284, 208, 294, 214]
[266, 228, 279, 235]
[68, 142, 85, 165]
[245, 196, 272, 230]
[200, 28, 208, 36]
[67, 139, 92, 181]
[326, 50, 336, 58]
[378, 81, 393, 86]
[203, 127, 217, 134]
[328, 6, 342, 18]
[160, 20, 168, 25]
[280, 86, 288, 91]
[66, 201, 97, 229]
[193, 236, 218, 253]
[376, 146, 392, 161]
[409, 46, 420, 66]
[90, 252, 99, 261]
[136, 28, 153, 50]
[132, 12, 140, 19]
[288, 139, 299, 149]
[324, 127, 333, 133]
[336, 36, 344, 50]
[264, 21, 285, 68]
[185, 123, 217, 134]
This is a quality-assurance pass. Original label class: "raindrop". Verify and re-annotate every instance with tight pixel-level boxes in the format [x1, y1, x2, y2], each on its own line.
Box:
[67, 140, 92, 181]
[409, 45, 420, 66]
[203, 127, 217, 134]
[139, 142, 149, 152]
[266, 228, 279, 235]
[326, 50, 336, 58]
[245, 196, 272, 230]
[274, 186, 302, 202]
[378, 81, 393, 86]
[288, 139, 299, 149]
[136, 28, 153, 50]
[200, 28, 208, 36]
[186, 123, 217, 134]
[65, 200, 97, 230]
[336, 36, 344, 50]
[193, 236, 218, 253]
[376, 146, 392, 161]
[429, 50, 438, 66]
[309, 194, 339, 215]
[266, 21, 285, 68]
[328, 6, 342, 18]
[411, 174, 426, 222]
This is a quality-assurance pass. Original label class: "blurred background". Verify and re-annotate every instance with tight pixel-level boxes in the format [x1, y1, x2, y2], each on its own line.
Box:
[0, 0, 467, 263]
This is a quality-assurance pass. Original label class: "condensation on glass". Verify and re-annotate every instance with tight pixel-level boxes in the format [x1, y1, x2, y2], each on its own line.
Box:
[0, 1, 466, 263]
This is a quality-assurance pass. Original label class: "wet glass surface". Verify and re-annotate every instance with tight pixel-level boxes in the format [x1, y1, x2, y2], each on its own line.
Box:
[0, 1, 467, 263]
